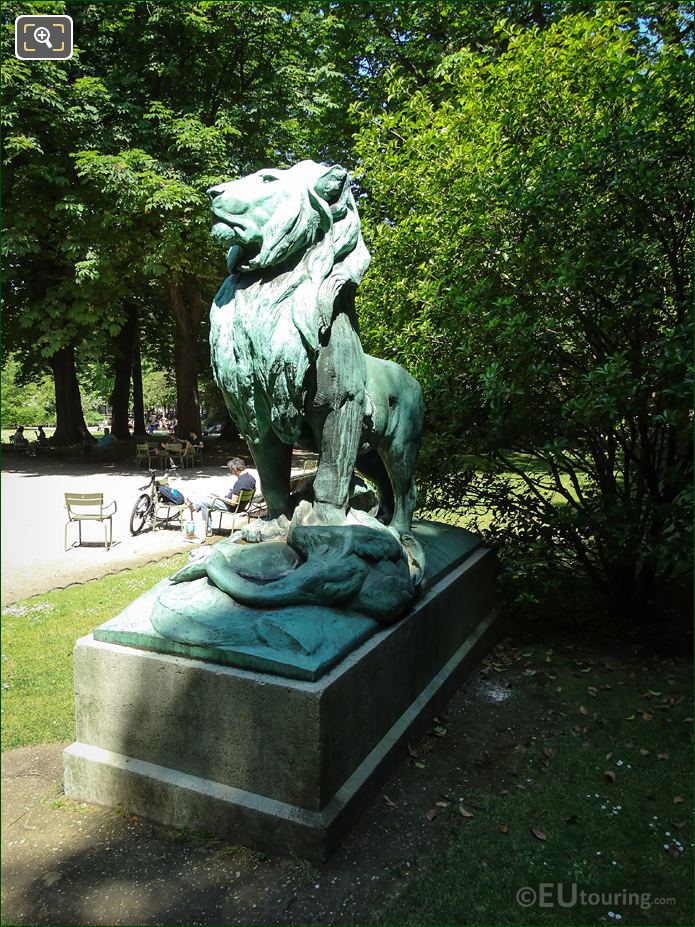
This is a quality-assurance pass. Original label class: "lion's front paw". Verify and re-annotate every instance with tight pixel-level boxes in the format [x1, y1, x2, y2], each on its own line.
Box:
[293, 501, 349, 528]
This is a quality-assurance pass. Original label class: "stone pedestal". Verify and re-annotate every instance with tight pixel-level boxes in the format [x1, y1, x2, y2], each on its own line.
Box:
[64, 526, 500, 860]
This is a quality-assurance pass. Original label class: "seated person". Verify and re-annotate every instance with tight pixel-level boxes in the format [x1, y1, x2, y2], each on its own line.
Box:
[95, 427, 117, 449]
[36, 426, 49, 446]
[180, 431, 204, 458]
[11, 426, 29, 448]
[186, 457, 256, 533]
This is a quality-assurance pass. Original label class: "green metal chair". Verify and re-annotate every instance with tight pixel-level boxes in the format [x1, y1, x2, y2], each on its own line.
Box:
[134, 443, 158, 468]
[208, 488, 256, 534]
[65, 493, 117, 551]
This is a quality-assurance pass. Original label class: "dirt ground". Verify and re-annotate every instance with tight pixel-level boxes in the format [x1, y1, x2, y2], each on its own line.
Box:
[1, 654, 557, 926]
[0, 443, 312, 606]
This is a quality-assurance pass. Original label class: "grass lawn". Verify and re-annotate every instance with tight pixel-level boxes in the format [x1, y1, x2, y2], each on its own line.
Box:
[1, 554, 187, 750]
[381, 636, 693, 925]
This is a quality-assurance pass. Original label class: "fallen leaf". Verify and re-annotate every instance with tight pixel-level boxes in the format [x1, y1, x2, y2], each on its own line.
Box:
[641, 712, 654, 721]
[639, 749, 650, 756]
[435, 801, 450, 808]
[588, 686, 598, 697]
[499, 823, 509, 833]
[658, 752, 670, 761]
[605, 770, 616, 783]
[649, 690, 662, 697]
[429, 726, 447, 738]
[673, 795, 684, 804]
[625, 714, 636, 720]
[579, 705, 589, 716]
[414, 761, 425, 769]
[407, 743, 418, 758]
[499, 788, 509, 795]
[458, 805, 475, 818]
[605, 752, 614, 760]
[383, 794, 398, 808]
[542, 747, 553, 758]
[426, 808, 438, 822]
[531, 826, 547, 841]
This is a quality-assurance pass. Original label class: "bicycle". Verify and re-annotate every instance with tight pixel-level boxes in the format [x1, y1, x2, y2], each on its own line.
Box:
[129, 461, 184, 535]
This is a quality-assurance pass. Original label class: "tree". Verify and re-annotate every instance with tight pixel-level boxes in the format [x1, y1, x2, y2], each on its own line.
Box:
[2, 2, 353, 440]
[66, 1, 356, 436]
[354, 5, 693, 616]
[2, 1, 139, 442]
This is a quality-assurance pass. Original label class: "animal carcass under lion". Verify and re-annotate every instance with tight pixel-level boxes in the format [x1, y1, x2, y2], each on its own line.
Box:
[207, 160, 424, 540]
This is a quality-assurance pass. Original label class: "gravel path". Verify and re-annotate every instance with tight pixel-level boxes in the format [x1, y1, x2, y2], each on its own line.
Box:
[0, 447, 296, 606]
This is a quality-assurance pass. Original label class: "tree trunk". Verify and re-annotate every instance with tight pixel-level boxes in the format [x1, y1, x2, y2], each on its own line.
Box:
[168, 275, 204, 436]
[131, 324, 146, 436]
[49, 344, 92, 445]
[110, 304, 138, 439]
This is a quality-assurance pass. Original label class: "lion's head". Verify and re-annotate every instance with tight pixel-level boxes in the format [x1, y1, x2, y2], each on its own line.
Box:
[207, 160, 369, 281]
[209, 160, 370, 446]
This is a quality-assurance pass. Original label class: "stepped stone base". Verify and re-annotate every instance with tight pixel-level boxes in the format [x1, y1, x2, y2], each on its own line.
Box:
[64, 533, 500, 860]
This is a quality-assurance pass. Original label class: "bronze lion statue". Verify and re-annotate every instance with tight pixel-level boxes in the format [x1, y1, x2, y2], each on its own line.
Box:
[207, 160, 423, 539]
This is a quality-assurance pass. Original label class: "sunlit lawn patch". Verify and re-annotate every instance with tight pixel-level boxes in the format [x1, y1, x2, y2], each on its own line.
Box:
[1, 554, 187, 750]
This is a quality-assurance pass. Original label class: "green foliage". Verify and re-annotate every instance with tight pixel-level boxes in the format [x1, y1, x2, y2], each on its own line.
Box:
[355, 5, 693, 614]
[141, 366, 177, 413]
[0, 357, 55, 426]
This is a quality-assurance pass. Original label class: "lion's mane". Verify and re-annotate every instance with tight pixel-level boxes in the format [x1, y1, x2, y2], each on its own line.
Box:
[210, 161, 370, 445]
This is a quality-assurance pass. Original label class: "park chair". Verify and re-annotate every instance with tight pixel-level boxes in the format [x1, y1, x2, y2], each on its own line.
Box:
[134, 443, 158, 468]
[208, 488, 257, 534]
[181, 444, 204, 468]
[65, 493, 117, 551]
[164, 442, 184, 469]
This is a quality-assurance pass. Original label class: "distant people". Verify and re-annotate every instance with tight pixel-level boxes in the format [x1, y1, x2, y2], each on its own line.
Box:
[36, 426, 49, 446]
[185, 457, 256, 534]
[96, 427, 117, 449]
[182, 430, 204, 452]
[11, 426, 29, 448]
[11, 426, 37, 457]
[180, 430, 204, 464]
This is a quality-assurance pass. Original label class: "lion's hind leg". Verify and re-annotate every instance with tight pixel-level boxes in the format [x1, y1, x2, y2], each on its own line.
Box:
[379, 379, 423, 537]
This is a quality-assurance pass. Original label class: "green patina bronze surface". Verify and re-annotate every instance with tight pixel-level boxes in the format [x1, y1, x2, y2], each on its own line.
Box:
[95, 522, 481, 681]
[207, 160, 424, 535]
[145, 160, 431, 665]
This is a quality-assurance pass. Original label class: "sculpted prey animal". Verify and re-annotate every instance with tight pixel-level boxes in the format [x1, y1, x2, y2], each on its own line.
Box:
[207, 160, 423, 536]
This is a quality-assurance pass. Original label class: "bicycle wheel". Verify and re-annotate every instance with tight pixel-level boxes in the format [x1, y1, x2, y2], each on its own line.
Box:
[130, 494, 152, 535]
